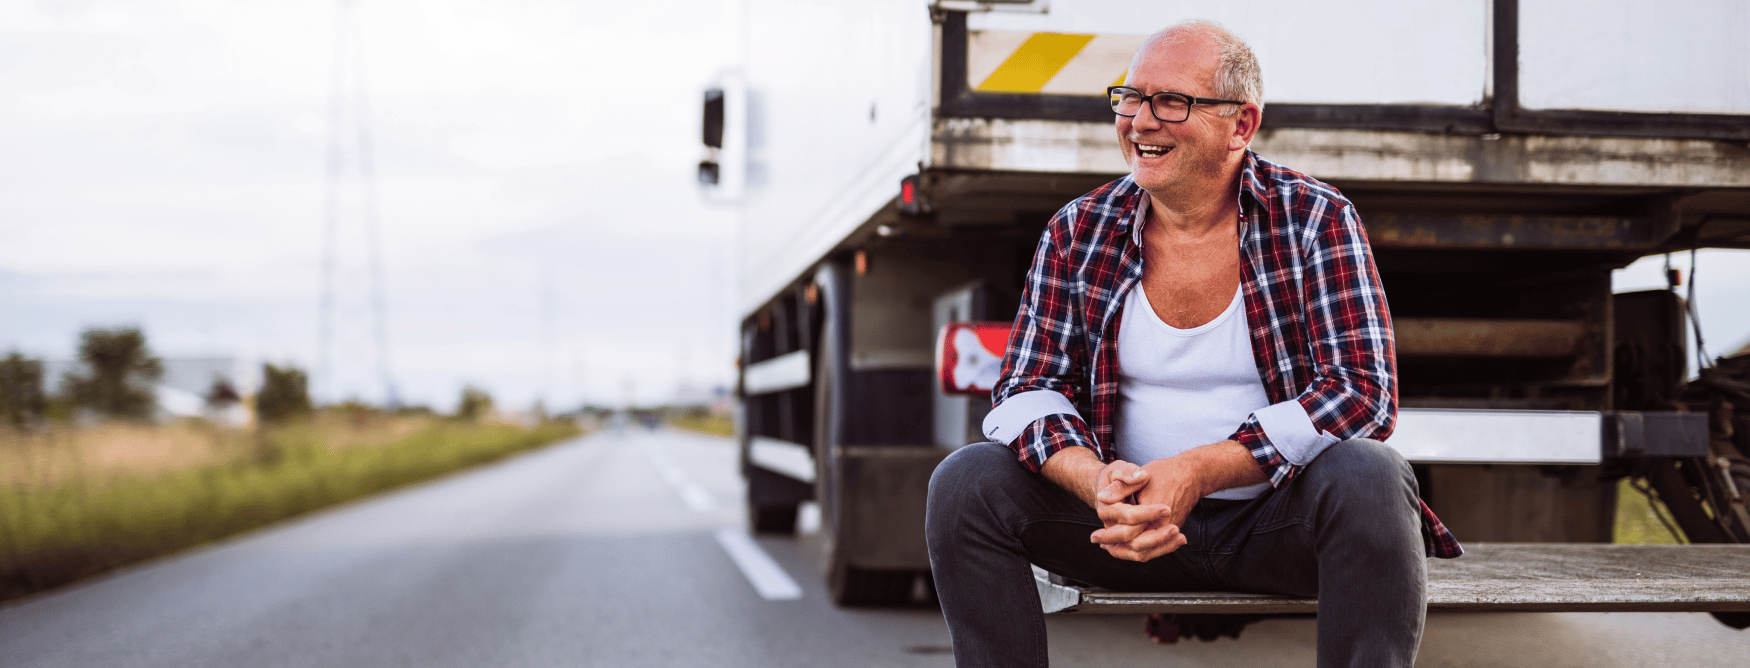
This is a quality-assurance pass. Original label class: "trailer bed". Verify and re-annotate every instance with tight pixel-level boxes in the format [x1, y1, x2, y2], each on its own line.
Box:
[1037, 543, 1750, 615]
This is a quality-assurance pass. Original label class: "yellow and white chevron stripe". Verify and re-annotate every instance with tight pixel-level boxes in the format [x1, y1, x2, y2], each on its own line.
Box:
[967, 31, 1148, 95]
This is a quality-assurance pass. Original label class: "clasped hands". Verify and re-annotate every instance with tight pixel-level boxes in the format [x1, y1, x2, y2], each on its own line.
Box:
[1088, 459, 1198, 562]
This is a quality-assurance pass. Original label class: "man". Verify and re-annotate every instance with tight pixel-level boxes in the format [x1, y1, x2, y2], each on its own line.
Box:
[925, 20, 1461, 667]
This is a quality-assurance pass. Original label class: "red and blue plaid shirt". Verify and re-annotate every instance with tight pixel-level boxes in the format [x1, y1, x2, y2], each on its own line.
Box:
[988, 151, 1461, 559]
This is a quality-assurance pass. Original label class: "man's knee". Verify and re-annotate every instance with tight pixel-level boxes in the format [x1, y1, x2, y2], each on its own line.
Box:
[1302, 438, 1417, 510]
[926, 442, 1022, 540]
[927, 442, 1016, 509]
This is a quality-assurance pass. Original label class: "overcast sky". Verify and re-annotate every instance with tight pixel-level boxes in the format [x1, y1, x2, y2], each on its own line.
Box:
[1, 0, 741, 410]
[2, 1, 1746, 413]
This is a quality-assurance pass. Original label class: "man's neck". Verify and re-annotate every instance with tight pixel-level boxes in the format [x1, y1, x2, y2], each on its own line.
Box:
[1143, 174, 1242, 239]
[1139, 152, 1245, 235]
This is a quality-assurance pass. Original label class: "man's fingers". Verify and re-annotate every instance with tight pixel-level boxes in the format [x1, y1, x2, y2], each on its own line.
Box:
[1095, 471, 1149, 503]
[1100, 527, 1190, 562]
[1093, 461, 1150, 503]
[1089, 521, 1147, 545]
[1096, 501, 1171, 527]
[1093, 522, 1177, 551]
[1123, 523, 1183, 553]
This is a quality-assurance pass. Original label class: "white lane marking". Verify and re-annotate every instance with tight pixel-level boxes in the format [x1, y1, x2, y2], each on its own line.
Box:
[714, 527, 804, 600]
[641, 439, 715, 512]
[680, 486, 714, 513]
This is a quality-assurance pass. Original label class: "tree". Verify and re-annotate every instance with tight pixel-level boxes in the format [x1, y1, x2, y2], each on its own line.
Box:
[62, 328, 162, 420]
[0, 351, 46, 429]
[455, 385, 493, 421]
[255, 364, 313, 425]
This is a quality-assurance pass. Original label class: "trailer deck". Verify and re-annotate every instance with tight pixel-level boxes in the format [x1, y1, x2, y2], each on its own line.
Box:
[1037, 543, 1750, 615]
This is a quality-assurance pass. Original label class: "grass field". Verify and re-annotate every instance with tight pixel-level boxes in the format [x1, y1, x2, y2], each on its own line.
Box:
[1614, 477, 1685, 544]
[0, 415, 579, 602]
[666, 411, 734, 437]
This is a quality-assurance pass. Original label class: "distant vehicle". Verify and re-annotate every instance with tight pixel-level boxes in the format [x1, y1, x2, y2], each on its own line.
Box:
[707, 0, 1750, 627]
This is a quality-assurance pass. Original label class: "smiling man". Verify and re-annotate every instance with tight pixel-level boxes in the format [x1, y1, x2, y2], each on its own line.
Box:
[925, 20, 1461, 667]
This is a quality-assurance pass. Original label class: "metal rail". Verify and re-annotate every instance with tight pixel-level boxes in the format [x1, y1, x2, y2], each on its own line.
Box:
[1038, 543, 1750, 614]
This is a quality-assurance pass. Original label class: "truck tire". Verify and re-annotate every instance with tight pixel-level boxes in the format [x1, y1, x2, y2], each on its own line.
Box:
[812, 262, 919, 606]
[815, 356, 916, 605]
[749, 503, 798, 535]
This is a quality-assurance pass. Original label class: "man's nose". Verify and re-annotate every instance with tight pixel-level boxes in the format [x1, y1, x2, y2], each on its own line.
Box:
[1133, 100, 1165, 130]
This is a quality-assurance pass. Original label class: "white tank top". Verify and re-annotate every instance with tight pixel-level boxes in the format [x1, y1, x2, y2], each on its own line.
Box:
[1115, 284, 1273, 500]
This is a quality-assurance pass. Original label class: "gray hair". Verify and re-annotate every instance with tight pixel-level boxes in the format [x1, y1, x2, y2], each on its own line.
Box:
[1148, 20, 1263, 115]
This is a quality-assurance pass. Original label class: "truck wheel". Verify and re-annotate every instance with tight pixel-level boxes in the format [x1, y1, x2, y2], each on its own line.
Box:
[817, 435, 916, 606]
[826, 556, 916, 606]
[749, 503, 798, 535]
[812, 271, 919, 606]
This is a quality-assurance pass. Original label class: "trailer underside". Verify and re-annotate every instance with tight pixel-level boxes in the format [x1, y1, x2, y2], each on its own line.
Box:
[1037, 543, 1750, 616]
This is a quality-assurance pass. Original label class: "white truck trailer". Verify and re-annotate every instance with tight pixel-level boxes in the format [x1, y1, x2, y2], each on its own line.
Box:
[705, 0, 1750, 627]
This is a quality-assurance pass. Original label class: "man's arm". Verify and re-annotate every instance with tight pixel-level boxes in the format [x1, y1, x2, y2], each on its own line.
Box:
[982, 204, 1104, 472]
[1227, 200, 1397, 487]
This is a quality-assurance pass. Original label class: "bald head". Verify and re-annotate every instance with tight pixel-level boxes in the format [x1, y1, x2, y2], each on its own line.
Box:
[1134, 20, 1263, 114]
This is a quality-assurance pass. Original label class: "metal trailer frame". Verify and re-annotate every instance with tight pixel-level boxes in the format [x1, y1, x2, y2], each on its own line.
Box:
[725, 0, 1750, 611]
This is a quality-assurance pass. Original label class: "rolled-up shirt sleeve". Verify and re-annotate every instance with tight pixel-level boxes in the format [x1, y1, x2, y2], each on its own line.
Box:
[1229, 201, 1397, 487]
[987, 207, 1102, 473]
[982, 389, 1081, 444]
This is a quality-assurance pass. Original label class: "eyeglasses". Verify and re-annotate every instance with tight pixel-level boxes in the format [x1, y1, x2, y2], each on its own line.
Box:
[1107, 86, 1244, 123]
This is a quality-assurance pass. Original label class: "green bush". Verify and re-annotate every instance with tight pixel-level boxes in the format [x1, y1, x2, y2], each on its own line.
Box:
[0, 352, 46, 429]
[61, 328, 161, 420]
[255, 364, 313, 425]
[454, 385, 493, 421]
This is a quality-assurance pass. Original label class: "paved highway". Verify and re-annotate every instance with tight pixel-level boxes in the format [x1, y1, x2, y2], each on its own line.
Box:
[3, 428, 1748, 667]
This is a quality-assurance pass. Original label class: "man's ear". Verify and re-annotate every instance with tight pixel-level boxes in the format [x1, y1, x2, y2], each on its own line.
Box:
[1228, 103, 1261, 151]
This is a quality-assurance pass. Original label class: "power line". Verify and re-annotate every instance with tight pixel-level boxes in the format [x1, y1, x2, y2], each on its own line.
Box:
[318, 0, 395, 406]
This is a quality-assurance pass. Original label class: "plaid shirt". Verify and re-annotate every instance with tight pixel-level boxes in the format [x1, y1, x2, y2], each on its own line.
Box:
[987, 151, 1461, 559]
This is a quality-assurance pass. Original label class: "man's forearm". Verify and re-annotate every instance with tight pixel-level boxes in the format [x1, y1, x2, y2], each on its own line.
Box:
[1041, 445, 1107, 508]
[1154, 440, 1269, 497]
[1045, 440, 1269, 508]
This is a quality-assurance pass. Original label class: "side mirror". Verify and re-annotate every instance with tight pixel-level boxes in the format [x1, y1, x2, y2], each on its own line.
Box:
[699, 88, 725, 185]
[698, 74, 745, 202]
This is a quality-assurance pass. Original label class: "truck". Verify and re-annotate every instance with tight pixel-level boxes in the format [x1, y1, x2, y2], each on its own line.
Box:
[703, 0, 1750, 629]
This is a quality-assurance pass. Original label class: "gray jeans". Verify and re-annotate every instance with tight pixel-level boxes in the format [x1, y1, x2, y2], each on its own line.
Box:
[925, 439, 1427, 668]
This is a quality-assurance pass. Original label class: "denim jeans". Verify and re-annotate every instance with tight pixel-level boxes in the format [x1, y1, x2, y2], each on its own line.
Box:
[925, 439, 1427, 668]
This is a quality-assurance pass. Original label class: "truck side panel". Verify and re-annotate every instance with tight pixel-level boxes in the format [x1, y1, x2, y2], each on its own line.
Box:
[740, 0, 933, 314]
[1520, 0, 1750, 115]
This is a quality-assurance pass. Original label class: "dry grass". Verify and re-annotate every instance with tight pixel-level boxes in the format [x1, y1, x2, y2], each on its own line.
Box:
[0, 416, 581, 602]
[667, 412, 734, 437]
[1, 422, 242, 487]
[0, 415, 439, 489]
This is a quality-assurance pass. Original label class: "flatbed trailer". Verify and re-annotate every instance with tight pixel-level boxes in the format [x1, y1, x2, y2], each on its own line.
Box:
[707, 0, 1750, 629]
[1039, 544, 1750, 615]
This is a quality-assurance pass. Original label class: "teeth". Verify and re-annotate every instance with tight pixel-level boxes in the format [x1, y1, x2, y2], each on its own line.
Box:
[1136, 144, 1170, 156]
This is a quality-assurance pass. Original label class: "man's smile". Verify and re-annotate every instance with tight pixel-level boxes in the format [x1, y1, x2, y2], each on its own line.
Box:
[1134, 143, 1173, 159]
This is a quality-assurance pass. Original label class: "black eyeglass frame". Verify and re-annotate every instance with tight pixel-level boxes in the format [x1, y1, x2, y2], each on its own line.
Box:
[1106, 86, 1245, 123]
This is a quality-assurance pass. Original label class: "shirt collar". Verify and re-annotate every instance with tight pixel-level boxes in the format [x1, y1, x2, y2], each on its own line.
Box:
[1237, 149, 1268, 210]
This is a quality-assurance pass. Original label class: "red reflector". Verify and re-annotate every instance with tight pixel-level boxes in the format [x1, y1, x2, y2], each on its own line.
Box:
[936, 321, 1012, 395]
[901, 179, 915, 204]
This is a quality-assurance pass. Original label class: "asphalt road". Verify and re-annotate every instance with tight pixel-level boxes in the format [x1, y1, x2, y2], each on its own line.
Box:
[3, 427, 1748, 667]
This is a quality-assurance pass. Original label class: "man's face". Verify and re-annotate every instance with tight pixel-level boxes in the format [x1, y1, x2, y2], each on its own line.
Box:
[1117, 35, 1238, 197]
